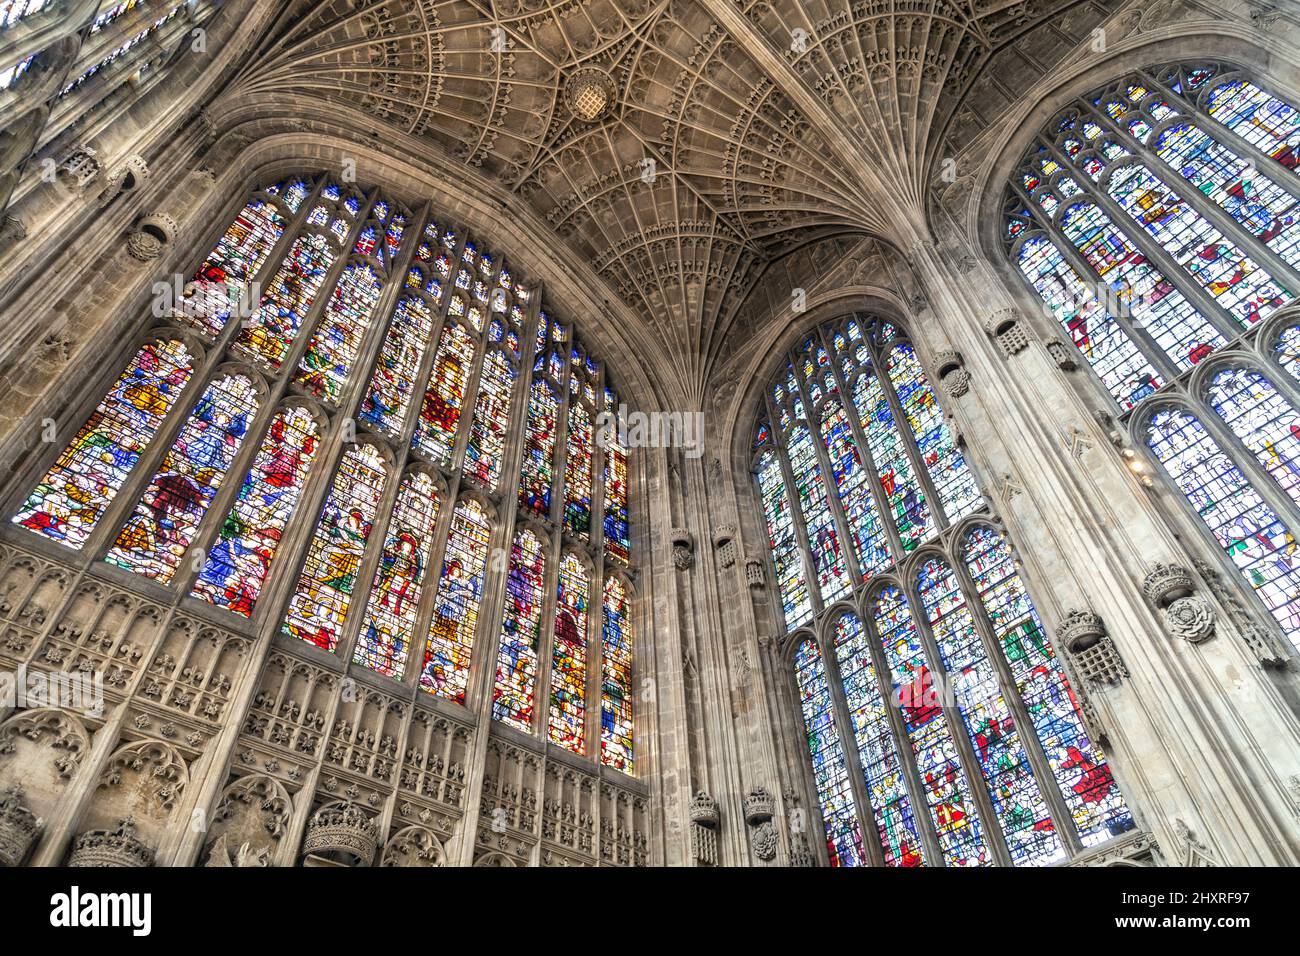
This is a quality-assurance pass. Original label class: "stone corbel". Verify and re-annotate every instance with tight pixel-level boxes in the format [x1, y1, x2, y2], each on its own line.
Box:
[984, 308, 1031, 358]
[1142, 563, 1215, 645]
[1059, 610, 1129, 687]
[932, 350, 969, 399]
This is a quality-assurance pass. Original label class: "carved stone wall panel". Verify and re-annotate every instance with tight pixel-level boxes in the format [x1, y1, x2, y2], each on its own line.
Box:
[0, 707, 91, 822]
[76, 738, 190, 860]
[201, 773, 292, 867]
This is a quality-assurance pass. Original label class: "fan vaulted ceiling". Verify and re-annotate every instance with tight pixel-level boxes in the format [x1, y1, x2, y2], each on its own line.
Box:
[218, 0, 1122, 402]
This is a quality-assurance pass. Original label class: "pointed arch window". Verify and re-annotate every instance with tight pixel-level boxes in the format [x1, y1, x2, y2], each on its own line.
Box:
[9, 174, 637, 781]
[1004, 62, 1300, 654]
[757, 315, 1132, 865]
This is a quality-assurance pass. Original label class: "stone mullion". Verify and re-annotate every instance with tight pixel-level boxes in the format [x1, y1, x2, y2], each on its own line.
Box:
[533, 351, 574, 748]
[1083, 101, 1300, 298]
[1010, 175, 1185, 387]
[906, 582, 1014, 868]
[584, 362, 608, 764]
[875, 336, 952, 534]
[764, 390, 825, 621]
[72, 175, 329, 562]
[165, 192, 379, 601]
[949, 553, 1084, 858]
[817, 325, 911, 576]
[770, 642, 832, 866]
[815, 620, 886, 867]
[856, 597, 947, 867]
[791, 346, 867, 590]
[1146, 71, 1300, 207]
[1041, 136, 1243, 344]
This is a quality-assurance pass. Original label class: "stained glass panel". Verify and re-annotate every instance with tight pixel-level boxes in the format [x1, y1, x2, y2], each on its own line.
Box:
[412, 320, 476, 464]
[492, 529, 546, 731]
[420, 498, 490, 700]
[549, 552, 590, 753]
[601, 575, 634, 772]
[293, 262, 384, 402]
[14, 339, 194, 548]
[355, 471, 440, 678]
[281, 444, 387, 650]
[191, 405, 320, 614]
[757, 449, 811, 627]
[464, 349, 516, 490]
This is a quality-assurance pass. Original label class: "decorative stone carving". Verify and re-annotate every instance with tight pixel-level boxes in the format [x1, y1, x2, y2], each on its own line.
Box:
[203, 833, 270, 867]
[126, 212, 177, 261]
[301, 802, 379, 867]
[1142, 563, 1195, 606]
[99, 154, 148, 203]
[689, 790, 718, 866]
[1163, 595, 1215, 644]
[670, 528, 694, 571]
[1045, 340, 1078, 370]
[379, 825, 446, 866]
[743, 787, 774, 825]
[1174, 819, 1218, 867]
[713, 526, 737, 568]
[932, 350, 970, 398]
[1193, 559, 1289, 665]
[68, 817, 154, 867]
[985, 308, 1030, 357]
[0, 785, 40, 867]
[1144, 563, 1214, 644]
[56, 146, 101, 194]
[1059, 610, 1128, 687]
[744, 787, 777, 862]
[744, 558, 764, 589]
[563, 67, 618, 123]
[1067, 828, 1158, 867]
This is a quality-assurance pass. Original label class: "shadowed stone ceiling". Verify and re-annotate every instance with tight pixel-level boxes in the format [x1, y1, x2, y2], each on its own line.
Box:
[218, 0, 1121, 403]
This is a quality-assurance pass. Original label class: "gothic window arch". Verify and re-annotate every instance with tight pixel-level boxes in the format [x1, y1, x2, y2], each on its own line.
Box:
[757, 315, 1132, 866]
[8, 172, 638, 775]
[1004, 61, 1300, 653]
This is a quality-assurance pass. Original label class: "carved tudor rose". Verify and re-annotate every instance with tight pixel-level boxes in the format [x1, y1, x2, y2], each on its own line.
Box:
[744, 787, 778, 862]
[1143, 563, 1215, 644]
[671, 528, 694, 571]
[932, 350, 970, 398]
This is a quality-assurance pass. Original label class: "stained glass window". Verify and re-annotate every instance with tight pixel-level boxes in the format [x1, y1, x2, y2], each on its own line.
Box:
[601, 575, 634, 771]
[549, 552, 590, 753]
[14, 177, 635, 785]
[492, 528, 546, 731]
[190, 404, 320, 614]
[1007, 63, 1300, 655]
[281, 444, 387, 650]
[13, 338, 194, 548]
[105, 373, 261, 582]
[761, 315, 1133, 863]
[420, 498, 490, 701]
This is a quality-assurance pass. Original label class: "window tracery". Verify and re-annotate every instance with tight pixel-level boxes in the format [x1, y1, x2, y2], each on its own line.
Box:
[1004, 62, 1300, 653]
[757, 315, 1132, 865]
[9, 173, 637, 776]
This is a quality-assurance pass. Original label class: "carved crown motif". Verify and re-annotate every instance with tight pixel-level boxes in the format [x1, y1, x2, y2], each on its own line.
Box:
[1142, 562, 1195, 607]
[302, 802, 380, 866]
[0, 785, 41, 867]
[68, 816, 154, 867]
[1058, 609, 1106, 652]
[744, 787, 775, 825]
[689, 790, 719, 828]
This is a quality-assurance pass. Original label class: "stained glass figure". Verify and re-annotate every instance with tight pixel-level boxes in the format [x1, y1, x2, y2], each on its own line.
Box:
[601, 575, 634, 771]
[549, 552, 590, 752]
[420, 498, 490, 700]
[492, 529, 546, 731]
